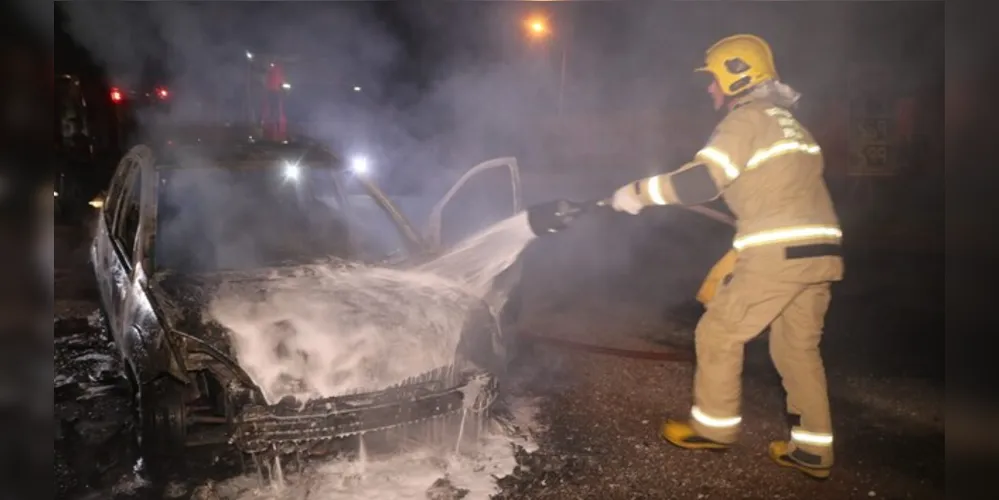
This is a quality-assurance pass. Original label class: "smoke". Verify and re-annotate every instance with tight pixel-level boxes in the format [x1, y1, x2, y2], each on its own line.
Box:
[57, 1, 704, 192]
[58, 2, 744, 360]
[57, 1, 929, 184]
[59, 1, 910, 346]
[153, 144, 360, 274]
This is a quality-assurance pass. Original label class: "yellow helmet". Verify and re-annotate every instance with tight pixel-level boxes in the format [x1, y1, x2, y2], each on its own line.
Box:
[696, 34, 778, 96]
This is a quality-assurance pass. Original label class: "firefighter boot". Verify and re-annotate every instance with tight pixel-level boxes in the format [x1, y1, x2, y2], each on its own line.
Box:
[661, 420, 729, 451]
[768, 441, 832, 480]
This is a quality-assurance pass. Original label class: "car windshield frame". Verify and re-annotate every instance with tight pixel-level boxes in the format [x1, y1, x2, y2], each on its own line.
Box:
[340, 184, 418, 266]
[149, 160, 381, 275]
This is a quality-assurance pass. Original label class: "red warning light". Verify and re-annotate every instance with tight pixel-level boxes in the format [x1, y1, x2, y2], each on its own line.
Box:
[110, 87, 123, 103]
[156, 87, 169, 99]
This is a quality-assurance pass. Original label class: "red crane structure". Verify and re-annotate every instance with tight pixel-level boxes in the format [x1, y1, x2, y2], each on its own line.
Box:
[260, 61, 288, 142]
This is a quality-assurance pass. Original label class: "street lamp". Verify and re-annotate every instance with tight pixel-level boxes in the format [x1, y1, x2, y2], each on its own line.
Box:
[524, 15, 568, 116]
[245, 51, 255, 124]
[526, 18, 549, 37]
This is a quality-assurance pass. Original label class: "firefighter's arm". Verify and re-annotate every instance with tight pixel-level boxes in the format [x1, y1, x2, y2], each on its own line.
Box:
[613, 110, 757, 211]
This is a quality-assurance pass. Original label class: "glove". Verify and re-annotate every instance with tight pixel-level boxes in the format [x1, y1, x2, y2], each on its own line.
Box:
[610, 183, 643, 215]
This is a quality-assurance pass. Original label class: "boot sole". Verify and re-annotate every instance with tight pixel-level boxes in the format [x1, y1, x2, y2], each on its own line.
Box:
[769, 454, 831, 480]
[661, 434, 729, 452]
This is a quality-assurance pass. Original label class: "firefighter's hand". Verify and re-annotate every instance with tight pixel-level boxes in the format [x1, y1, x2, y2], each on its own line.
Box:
[610, 183, 643, 215]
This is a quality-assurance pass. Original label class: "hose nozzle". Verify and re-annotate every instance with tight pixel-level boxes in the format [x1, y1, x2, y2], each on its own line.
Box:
[526, 198, 611, 236]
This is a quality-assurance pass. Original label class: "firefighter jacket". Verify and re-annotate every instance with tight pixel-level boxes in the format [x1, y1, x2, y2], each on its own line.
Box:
[632, 97, 844, 283]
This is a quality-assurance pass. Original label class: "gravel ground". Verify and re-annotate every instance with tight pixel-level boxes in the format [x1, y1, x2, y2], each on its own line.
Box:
[493, 251, 944, 500]
[54, 221, 945, 499]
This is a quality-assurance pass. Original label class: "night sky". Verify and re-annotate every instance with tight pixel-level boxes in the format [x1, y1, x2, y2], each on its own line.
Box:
[55, 1, 944, 103]
[52, 1, 944, 190]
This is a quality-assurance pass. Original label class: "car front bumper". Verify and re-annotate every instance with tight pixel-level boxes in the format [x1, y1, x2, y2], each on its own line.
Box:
[230, 367, 498, 454]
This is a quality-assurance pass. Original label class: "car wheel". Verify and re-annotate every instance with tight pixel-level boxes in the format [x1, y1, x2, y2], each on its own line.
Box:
[96, 307, 113, 342]
[133, 375, 187, 476]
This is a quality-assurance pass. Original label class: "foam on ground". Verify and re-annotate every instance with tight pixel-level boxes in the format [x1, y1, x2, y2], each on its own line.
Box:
[211, 397, 539, 500]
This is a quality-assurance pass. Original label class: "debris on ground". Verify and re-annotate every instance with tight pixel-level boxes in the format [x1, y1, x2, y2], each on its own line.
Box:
[190, 480, 222, 500]
[426, 477, 470, 500]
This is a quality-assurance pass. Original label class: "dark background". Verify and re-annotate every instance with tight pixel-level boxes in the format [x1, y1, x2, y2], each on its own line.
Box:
[49, 1, 946, 255]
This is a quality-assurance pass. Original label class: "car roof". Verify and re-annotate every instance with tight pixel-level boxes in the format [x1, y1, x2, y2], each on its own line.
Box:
[146, 126, 343, 170]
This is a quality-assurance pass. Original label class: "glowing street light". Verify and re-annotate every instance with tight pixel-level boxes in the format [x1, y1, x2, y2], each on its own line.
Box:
[353, 86, 362, 92]
[526, 17, 549, 37]
[523, 14, 569, 117]
[281, 82, 291, 90]
[244, 52, 255, 124]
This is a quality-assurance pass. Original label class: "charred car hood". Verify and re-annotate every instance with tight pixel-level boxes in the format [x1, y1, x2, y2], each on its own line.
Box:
[153, 267, 298, 349]
[154, 262, 501, 333]
[152, 263, 437, 341]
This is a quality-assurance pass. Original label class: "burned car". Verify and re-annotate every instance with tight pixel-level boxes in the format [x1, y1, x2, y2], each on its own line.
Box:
[89, 130, 525, 466]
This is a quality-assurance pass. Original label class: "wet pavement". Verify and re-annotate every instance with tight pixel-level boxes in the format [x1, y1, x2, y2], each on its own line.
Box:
[55, 221, 945, 499]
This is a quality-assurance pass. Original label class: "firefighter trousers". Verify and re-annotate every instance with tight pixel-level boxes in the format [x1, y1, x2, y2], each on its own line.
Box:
[690, 269, 834, 467]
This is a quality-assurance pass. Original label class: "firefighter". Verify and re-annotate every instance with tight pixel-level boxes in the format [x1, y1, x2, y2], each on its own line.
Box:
[609, 34, 843, 479]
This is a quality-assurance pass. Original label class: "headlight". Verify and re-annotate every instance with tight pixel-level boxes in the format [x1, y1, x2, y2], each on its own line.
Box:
[89, 196, 104, 209]
[283, 162, 301, 181]
[350, 155, 370, 175]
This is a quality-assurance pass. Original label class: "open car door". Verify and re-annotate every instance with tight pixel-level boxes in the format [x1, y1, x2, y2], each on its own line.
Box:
[354, 156, 523, 259]
[426, 157, 522, 252]
[425, 157, 524, 331]
[353, 157, 525, 366]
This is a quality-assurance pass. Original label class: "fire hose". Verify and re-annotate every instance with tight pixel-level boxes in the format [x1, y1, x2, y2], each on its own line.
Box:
[520, 198, 736, 362]
[517, 331, 696, 362]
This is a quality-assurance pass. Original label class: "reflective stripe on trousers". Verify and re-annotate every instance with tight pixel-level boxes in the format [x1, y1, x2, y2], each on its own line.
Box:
[691, 405, 742, 429]
[791, 429, 834, 446]
[733, 224, 842, 251]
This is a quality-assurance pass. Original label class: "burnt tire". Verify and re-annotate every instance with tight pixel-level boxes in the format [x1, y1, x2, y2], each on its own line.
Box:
[96, 307, 113, 343]
[134, 377, 187, 476]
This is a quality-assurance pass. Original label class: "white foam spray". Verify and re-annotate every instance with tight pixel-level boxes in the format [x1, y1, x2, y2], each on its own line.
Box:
[415, 212, 536, 298]
[208, 212, 537, 403]
[209, 265, 485, 403]
[206, 211, 541, 497]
